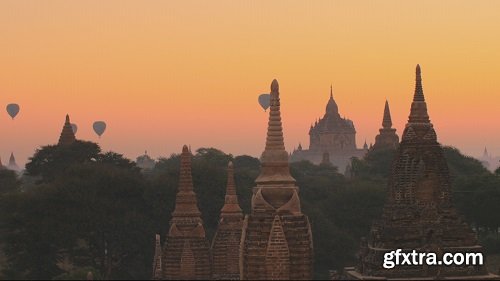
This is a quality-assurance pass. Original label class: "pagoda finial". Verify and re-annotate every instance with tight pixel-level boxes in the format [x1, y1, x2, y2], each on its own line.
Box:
[330, 84, 333, 99]
[408, 64, 430, 123]
[382, 100, 393, 128]
[414, 64, 425, 102]
[58, 114, 76, 146]
[256, 79, 296, 185]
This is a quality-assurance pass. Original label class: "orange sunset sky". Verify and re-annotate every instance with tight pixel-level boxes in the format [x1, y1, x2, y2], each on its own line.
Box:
[1, 1, 499, 167]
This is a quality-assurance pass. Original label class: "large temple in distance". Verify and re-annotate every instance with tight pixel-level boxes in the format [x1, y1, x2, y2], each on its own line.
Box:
[290, 86, 367, 172]
[345, 65, 499, 280]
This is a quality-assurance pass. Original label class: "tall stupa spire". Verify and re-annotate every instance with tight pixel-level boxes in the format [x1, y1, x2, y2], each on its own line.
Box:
[408, 64, 430, 123]
[255, 79, 296, 185]
[58, 114, 76, 146]
[241, 79, 313, 280]
[220, 161, 242, 215]
[211, 161, 244, 279]
[382, 100, 393, 129]
[158, 145, 211, 279]
[171, 145, 202, 223]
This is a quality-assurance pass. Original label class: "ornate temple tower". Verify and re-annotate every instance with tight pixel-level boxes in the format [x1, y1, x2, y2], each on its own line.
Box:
[156, 145, 212, 280]
[290, 86, 366, 171]
[240, 80, 313, 280]
[211, 162, 244, 280]
[372, 100, 399, 151]
[58, 114, 76, 146]
[345, 65, 498, 279]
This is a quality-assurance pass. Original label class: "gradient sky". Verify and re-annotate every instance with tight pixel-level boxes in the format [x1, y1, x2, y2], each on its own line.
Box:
[1, 1, 500, 167]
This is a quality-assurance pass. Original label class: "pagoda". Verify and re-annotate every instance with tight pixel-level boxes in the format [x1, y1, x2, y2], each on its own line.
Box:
[240, 79, 313, 280]
[58, 114, 76, 146]
[7, 152, 21, 172]
[345, 65, 498, 280]
[291, 85, 366, 171]
[155, 145, 211, 280]
[372, 100, 399, 151]
[211, 162, 244, 280]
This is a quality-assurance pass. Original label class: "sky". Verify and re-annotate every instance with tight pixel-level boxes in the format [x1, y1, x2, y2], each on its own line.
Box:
[1, 1, 499, 167]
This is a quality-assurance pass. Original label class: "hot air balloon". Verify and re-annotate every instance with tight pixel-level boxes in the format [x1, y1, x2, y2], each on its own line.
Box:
[258, 94, 271, 112]
[71, 123, 78, 134]
[6, 104, 20, 119]
[93, 121, 107, 137]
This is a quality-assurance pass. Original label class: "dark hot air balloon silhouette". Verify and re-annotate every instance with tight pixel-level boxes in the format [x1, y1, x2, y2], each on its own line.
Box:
[6, 104, 20, 119]
[93, 121, 107, 138]
[258, 94, 270, 112]
[71, 123, 78, 134]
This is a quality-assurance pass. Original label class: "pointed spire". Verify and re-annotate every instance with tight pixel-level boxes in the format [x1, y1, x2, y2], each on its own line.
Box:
[483, 147, 489, 158]
[256, 79, 296, 184]
[171, 145, 202, 224]
[326, 85, 339, 116]
[7, 152, 20, 172]
[220, 161, 242, 216]
[408, 64, 430, 123]
[414, 64, 424, 102]
[363, 140, 368, 150]
[382, 100, 393, 129]
[9, 152, 15, 166]
[58, 114, 76, 146]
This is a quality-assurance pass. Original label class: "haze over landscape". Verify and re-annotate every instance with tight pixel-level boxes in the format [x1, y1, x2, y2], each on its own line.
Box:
[1, 1, 500, 166]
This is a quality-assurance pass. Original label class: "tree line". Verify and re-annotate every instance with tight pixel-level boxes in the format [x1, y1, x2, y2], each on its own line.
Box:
[0, 142, 499, 279]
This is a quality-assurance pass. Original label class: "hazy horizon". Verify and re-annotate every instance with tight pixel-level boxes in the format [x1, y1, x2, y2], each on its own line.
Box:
[1, 1, 499, 167]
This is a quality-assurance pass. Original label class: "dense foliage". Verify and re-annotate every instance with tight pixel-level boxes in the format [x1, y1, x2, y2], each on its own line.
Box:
[0, 142, 498, 280]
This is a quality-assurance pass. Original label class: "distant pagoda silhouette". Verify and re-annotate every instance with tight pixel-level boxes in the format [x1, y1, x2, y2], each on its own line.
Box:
[372, 100, 399, 151]
[7, 152, 21, 172]
[211, 161, 244, 280]
[345, 65, 498, 280]
[240, 79, 313, 280]
[154, 145, 211, 280]
[291, 85, 367, 172]
[58, 114, 76, 146]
